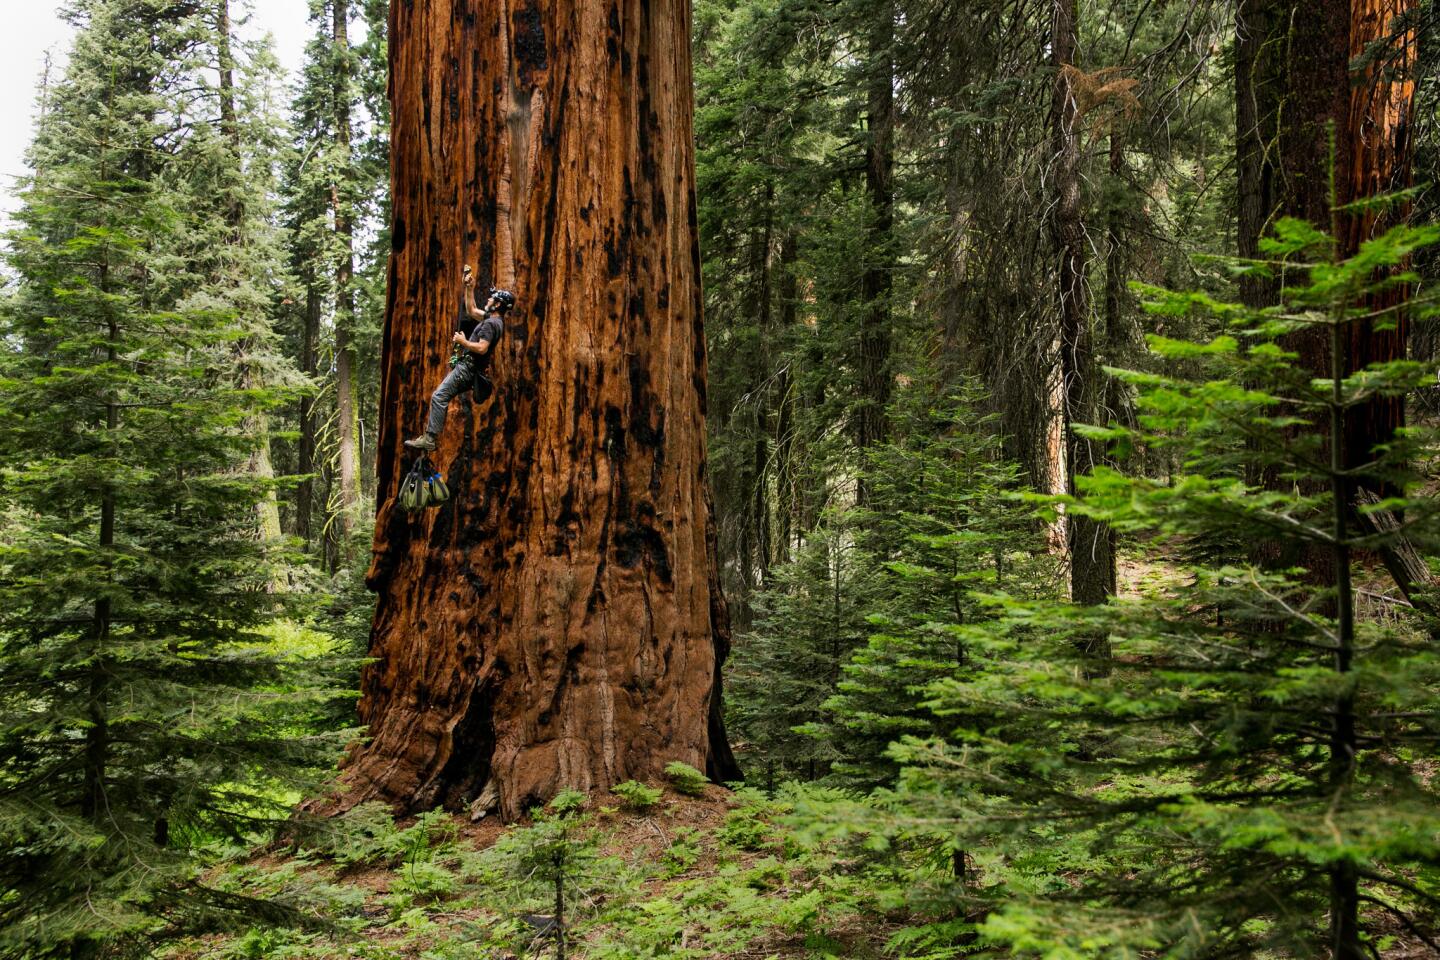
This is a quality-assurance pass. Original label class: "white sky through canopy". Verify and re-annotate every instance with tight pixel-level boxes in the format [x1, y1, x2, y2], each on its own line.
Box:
[0, 0, 314, 222]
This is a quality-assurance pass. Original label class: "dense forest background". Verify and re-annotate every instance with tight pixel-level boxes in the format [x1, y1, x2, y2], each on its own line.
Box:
[2, 0, 1439, 958]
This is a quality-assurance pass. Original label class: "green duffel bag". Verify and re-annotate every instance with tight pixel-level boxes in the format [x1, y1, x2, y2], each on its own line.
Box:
[399, 468, 426, 512]
[427, 472, 451, 507]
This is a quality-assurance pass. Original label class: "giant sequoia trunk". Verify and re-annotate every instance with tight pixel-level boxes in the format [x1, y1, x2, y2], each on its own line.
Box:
[1340, 0, 1415, 465]
[1236, 0, 1415, 591]
[1236, 0, 1414, 451]
[341, 0, 739, 819]
[1234, 4, 1414, 957]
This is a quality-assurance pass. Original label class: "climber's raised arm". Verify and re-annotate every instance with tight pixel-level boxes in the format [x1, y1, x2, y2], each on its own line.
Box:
[403, 267, 515, 454]
[463, 266, 487, 322]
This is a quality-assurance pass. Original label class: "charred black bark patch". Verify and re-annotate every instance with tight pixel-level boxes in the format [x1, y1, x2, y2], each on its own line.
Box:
[627, 354, 661, 442]
[604, 229, 623, 276]
[447, 59, 460, 121]
[435, 679, 498, 812]
[614, 518, 672, 583]
[558, 488, 581, 528]
[512, 2, 547, 83]
[636, 58, 654, 179]
[426, 233, 445, 280]
[647, 415, 667, 494]
[551, 488, 582, 555]
[522, 378, 540, 432]
[365, 506, 411, 592]
[692, 370, 707, 414]
[507, 473, 531, 526]
[585, 579, 607, 615]
[604, 406, 627, 462]
[569, 371, 590, 457]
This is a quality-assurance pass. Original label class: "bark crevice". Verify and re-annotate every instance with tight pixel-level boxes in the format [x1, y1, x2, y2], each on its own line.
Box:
[435, 679, 499, 813]
[333, 0, 739, 821]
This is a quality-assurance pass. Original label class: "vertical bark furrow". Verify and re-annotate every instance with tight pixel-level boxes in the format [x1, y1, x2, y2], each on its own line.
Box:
[1342, 0, 1414, 470]
[345, 0, 737, 819]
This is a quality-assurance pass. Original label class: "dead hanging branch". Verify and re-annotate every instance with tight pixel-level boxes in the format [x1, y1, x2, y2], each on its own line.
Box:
[1059, 64, 1141, 144]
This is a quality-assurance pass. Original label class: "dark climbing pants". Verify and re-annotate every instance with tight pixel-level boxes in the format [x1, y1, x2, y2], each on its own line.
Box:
[426, 361, 492, 437]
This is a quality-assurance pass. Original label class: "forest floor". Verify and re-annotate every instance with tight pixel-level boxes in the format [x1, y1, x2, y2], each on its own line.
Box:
[170, 551, 1434, 960]
[169, 783, 899, 960]
[169, 773, 1437, 960]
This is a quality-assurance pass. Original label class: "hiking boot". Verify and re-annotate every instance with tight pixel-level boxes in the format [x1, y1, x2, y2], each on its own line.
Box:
[404, 432, 437, 451]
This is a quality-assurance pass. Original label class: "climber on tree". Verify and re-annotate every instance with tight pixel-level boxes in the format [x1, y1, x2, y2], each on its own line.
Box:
[404, 265, 515, 452]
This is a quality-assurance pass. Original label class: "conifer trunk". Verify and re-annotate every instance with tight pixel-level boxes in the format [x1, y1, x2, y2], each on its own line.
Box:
[1234, 4, 1414, 954]
[1331, 5, 1412, 954]
[1234, 0, 1286, 312]
[1328, 314, 1362, 960]
[1050, 0, 1114, 614]
[297, 284, 321, 547]
[1235, 0, 1345, 586]
[84, 289, 117, 824]
[1340, 0, 1414, 468]
[751, 197, 772, 590]
[218, 0, 284, 550]
[773, 232, 798, 561]
[856, 1, 894, 484]
[333, 0, 360, 561]
[340, 0, 739, 819]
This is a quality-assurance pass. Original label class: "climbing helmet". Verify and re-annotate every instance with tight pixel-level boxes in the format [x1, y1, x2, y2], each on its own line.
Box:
[488, 288, 516, 314]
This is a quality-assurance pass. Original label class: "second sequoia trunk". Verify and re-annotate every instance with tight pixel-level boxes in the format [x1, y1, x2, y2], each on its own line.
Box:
[344, 0, 739, 819]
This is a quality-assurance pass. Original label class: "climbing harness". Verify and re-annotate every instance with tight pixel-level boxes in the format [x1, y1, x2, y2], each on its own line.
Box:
[398, 453, 451, 513]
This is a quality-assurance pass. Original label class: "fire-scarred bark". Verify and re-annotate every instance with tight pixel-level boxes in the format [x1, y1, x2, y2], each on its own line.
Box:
[335, 0, 740, 820]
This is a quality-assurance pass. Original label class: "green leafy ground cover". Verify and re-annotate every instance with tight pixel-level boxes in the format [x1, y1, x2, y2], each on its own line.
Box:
[164, 768, 1436, 960]
[166, 786, 909, 960]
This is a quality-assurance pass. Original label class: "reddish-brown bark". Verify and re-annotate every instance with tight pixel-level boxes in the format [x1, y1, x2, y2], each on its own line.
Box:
[1233, 6, 1414, 956]
[335, 0, 738, 820]
[1236, 0, 1414, 438]
[1340, 0, 1415, 467]
[1235, 0, 1414, 536]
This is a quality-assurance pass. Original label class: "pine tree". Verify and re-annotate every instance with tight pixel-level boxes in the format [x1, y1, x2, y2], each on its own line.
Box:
[727, 520, 884, 784]
[840, 217, 1440, 958]
[693, 0, 846, 618]
[280, 0, 386, 569]
[728, 383, 1057, 786]
[0, 3, 341, 953]
[818, 385, 1057, 787]
[164, 0, 301, 567]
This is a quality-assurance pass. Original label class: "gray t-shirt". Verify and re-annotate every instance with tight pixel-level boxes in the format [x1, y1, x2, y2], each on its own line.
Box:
[463, 313, 504, 373]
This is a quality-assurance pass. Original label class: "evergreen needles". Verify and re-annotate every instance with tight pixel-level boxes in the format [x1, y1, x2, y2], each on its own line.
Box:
[0, 2, 346, 955]
[846, 218, 1440, 957]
